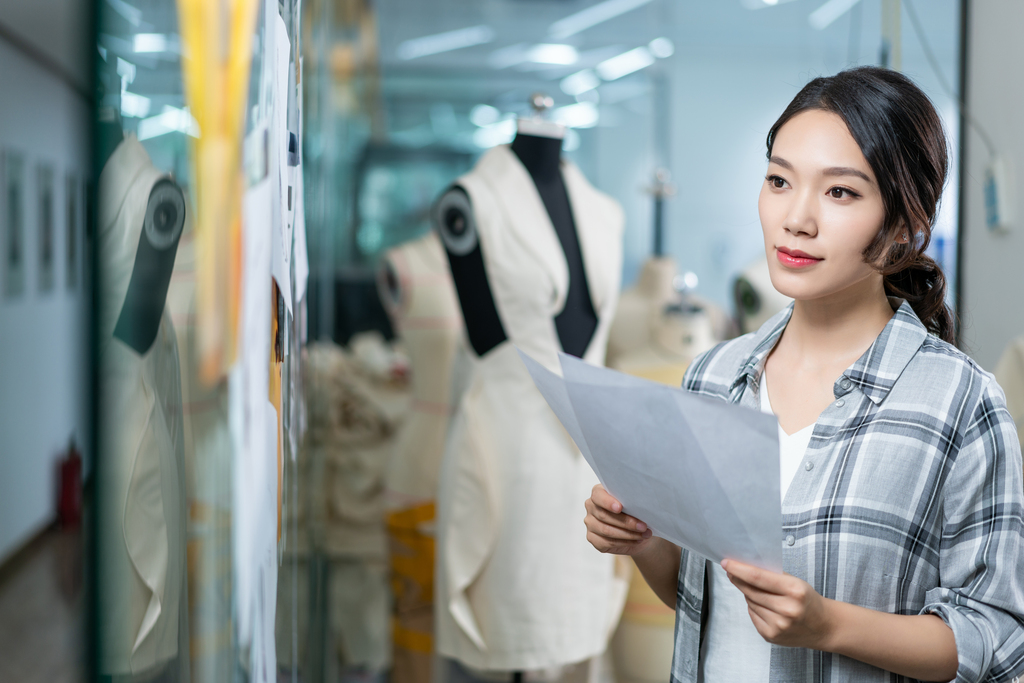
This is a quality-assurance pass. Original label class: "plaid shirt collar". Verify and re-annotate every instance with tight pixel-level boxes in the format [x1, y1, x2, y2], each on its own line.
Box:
[731, 299, 930, 405]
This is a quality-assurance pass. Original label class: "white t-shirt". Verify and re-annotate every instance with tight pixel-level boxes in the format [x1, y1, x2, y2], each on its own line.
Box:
[698, 374, 814, 682]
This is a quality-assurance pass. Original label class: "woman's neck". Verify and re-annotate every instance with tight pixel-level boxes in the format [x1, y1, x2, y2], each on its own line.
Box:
[510, 133, 562, 183]
[782, 276, 895, 364]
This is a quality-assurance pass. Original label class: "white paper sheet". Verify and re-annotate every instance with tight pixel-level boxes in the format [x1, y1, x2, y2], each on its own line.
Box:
[270, 14, 293, 312]
[293, 164, 308, 305]
[518, 349, 783, 570]
[234, 177, 275, 647]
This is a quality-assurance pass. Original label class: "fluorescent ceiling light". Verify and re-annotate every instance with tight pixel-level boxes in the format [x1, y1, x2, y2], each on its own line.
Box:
[809, 0, 862, 30]
[473, 118, 517, 149]
[120, 91, 151, 118]
[648, 37, 674, 58]
[527, 44, 579, 65]
[549, 0, 655, 40]
[470, 104, 500, 127]
[138, 106, 200, 141]
[553, 102, 599, 129]
[740, 0, 799, 8]
[397, 25, 495, 60]
[134, 33, 180, 54]
[561, 69, 600, 96]
[596, 47, 655, 81]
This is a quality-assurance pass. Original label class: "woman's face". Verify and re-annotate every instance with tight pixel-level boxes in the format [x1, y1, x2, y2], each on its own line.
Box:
[758, 109, 888, 303]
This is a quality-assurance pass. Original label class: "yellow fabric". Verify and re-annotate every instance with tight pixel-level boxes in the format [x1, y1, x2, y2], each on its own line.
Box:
[175, 0, 259, 382]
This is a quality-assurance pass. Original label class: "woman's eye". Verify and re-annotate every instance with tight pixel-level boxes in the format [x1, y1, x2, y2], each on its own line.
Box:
[829, 187, 856, 199]
[767, 175, 786, 189]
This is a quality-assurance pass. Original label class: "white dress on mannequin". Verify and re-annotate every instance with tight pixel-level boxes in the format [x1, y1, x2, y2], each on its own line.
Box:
[97, 135, 188, 679]
[434, 145, 629, 672]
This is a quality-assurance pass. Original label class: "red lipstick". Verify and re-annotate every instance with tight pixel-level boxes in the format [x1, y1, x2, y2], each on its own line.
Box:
[776, 247, 822, 269]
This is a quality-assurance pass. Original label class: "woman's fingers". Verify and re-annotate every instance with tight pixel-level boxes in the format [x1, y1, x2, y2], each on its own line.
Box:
[588, 485, 649, 532]
[585, 530, 646, 555]
[586, 513, 650, 542]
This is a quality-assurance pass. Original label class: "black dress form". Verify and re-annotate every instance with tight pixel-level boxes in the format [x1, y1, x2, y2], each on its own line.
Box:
[436, 135, 599, 359]
[509, 132, 598, 358]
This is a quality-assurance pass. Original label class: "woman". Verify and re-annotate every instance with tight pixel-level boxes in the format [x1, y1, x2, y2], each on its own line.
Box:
[584, 67, 1024, 682]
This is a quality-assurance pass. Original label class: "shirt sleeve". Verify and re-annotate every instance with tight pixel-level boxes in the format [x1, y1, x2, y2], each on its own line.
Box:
[921, 379, 1024, 682]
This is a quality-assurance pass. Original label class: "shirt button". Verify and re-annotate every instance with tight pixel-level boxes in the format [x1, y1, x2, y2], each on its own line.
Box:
[785, 535, 795, 546]
[840, 379, 852, 390]
[835, 399, 845, 407]
[804, 461, 813, 471]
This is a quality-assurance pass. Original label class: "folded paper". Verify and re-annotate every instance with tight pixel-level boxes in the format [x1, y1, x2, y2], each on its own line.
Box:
[518, 349, 783, 570]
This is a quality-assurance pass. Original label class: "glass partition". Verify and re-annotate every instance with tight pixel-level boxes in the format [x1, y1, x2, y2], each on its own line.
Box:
[90, 2, 964, 682]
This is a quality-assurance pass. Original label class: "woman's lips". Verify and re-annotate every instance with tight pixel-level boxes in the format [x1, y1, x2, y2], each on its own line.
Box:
[776, 247, 822, 269]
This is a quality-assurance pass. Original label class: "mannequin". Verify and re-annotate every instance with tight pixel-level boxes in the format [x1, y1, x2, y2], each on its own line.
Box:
[376, 230, 465, 683]
[432, 97, 628, 678]
[606, 257, 720, 384]
[995, 336, 1024, 450]
[97, 131, 189, 681]
[733, 256, 793, 334]
[437, 97, 597, 360]
[377, 230, 464, 504]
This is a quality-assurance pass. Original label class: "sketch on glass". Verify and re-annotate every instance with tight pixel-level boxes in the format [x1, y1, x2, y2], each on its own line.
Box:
[38, 164, 55, 292]
[66, 173, 77, 290]
[4, 151, 26, 298]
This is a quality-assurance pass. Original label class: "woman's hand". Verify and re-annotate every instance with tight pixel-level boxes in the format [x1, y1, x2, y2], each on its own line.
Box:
[584, 484, 654, 556]
[722, 559, 835, 650]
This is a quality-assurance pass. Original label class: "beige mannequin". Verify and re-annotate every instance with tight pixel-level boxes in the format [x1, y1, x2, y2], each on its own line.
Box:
[378, 231, 465, 506]
[733, 256, 793, 335]
[606, 257, 726, 386]
[375, 230, 466, 683]
[995, 336, 1024, 451]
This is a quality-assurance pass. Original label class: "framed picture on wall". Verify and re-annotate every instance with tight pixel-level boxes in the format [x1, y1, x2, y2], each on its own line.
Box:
[66, 173, 77, 291]
[38, 164, 55, 293]
[4, 150, 26, 298]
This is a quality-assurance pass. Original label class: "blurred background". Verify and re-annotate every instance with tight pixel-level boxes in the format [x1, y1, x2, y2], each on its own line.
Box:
[0, 0, 1020, 682]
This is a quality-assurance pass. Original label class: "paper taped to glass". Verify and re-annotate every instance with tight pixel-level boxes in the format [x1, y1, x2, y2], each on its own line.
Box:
[518, 349, 783, 571]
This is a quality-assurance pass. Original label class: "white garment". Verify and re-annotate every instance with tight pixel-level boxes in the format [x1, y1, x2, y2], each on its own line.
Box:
[698, 375, 812, 682]
[97, 136, 188, 678]
[435, 145, 629, 671]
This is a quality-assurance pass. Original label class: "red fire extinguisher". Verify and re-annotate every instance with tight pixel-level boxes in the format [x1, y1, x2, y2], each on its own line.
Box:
[58, 439, 83, 529]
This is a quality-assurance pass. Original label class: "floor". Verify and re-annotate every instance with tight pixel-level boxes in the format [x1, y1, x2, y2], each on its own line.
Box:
[0, 526, 85, 683]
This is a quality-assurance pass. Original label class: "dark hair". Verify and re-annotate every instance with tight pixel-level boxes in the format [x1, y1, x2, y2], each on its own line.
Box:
[766, 66, 954, 343]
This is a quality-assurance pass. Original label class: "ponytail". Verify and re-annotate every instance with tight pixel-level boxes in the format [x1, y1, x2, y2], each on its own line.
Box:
[883, 253, 954, 344]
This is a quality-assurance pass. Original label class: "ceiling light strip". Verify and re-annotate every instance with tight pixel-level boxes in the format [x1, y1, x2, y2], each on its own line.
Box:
[808, 0, 863, 30]
[397, 25, 495, 60]
[549, 0, 655, 40]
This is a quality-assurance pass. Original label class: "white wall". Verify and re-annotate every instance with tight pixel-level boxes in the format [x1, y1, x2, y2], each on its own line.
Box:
[959, 0, 1024, 370]
[0, 32, 90, 561]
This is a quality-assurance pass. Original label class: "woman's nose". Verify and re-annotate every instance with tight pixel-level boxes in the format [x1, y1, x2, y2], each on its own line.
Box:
[782, 190, 818, 237]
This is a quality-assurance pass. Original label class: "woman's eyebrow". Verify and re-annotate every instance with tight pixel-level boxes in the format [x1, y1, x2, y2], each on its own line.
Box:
[822, 166, 873, 183]
[769, 156, 873, 184]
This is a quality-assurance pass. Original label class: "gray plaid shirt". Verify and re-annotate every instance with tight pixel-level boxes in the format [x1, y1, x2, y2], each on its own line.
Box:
[671, 301, 1024, 682]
